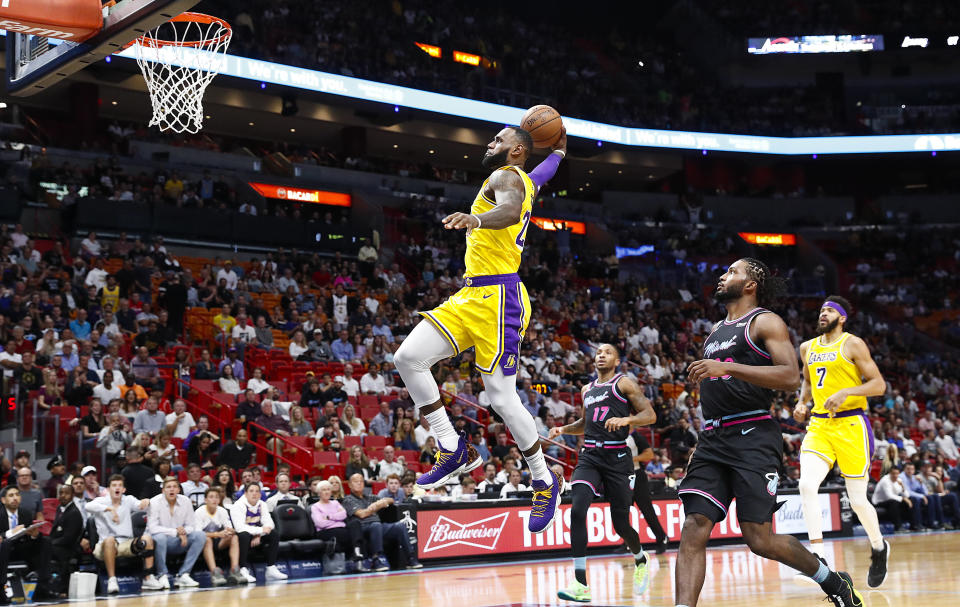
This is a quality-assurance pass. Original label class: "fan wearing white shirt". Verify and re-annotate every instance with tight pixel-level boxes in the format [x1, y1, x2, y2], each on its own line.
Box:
[216, 262, 239, 290]
[229, 483, 288, 581]
[85, 474, 163, 594]
[499, 469, 529, 499]
[360, 363, 387, 395]
[0, 343, 22, 379]
[339, 363, 360, 397]
[194, 488, 241, 586]
[148, 477, 206, 588]
[164, 398, 196, 440]
[246, 367, 272, 394]
[98, 357, 127, 386]
[231, 313, 256, 345]
[414, 417, 435, 447]
[92, 370, 123, 403]
[180, 464, 210, 506]
[265, 473, 300, 512]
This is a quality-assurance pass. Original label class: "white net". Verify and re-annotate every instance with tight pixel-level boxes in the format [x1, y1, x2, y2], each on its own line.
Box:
[132, 14, 232, 134]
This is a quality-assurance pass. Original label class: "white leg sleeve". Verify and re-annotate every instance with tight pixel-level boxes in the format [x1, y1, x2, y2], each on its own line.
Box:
[393, 320, 455, 408]
[483, 367, 550, 482]
[799, 452, 832, 543]
[482, 367, 540, 452]
[845, 476, 885, 550]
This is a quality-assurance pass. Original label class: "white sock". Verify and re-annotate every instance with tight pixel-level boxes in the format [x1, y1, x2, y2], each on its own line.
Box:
[424, 408, 459, 451]
[525, 448, 551, 483]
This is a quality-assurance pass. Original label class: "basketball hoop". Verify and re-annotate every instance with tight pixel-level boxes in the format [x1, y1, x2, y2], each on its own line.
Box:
[130, 12, 232, 134]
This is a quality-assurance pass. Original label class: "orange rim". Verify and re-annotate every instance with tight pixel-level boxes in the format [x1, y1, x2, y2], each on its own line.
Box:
[130, 12, 231, 49]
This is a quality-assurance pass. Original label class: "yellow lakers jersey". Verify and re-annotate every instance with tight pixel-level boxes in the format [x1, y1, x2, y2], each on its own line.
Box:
[101, 285, 120, 312]
[464, 165, 534, 277]
[806, 332, 868, 414]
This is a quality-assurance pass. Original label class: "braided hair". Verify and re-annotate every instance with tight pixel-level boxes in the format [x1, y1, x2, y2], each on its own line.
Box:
[741, 258, 788, 307]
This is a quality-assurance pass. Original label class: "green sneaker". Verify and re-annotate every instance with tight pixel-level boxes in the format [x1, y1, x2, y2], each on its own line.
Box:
[633, 552, 650, 594]
[557, 580, 592, 602]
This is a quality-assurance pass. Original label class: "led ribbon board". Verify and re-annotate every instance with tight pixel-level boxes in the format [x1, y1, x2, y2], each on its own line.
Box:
[8, 31, 959, 156]
[748, 35, 884, 54]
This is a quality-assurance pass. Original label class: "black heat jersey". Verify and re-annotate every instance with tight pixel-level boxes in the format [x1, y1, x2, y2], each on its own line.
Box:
[583, 373, 633, 442]
[699, 307, 775, 418]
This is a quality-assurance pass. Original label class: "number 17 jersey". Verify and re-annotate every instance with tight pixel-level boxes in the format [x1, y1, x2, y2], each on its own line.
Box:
[583, 374, 632, 443]
[464, 165, 534, 277]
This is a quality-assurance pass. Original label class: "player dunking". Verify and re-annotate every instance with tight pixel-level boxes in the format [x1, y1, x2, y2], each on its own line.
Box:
[675, 259, 863, 607]
[393, 126, 567, 533]
[549, 344, 656, 602]
[794, 295, 889, 587]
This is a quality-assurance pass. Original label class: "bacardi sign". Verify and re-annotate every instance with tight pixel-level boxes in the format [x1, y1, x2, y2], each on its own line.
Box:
[247, 182, 352, 207]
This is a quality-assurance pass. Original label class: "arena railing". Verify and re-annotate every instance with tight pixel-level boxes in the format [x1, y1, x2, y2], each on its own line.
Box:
[441, 389, 577, 473]
[178, 378, 312, 480]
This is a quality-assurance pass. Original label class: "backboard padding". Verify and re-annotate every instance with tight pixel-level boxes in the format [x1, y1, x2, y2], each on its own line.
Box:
[5, 0, 200, 96]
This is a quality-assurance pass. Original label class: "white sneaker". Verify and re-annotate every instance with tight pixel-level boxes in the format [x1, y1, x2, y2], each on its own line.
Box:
[239, 567, 257, 584]
[175, 573, 199, 587]
[141, 575, 164, 591]
[159, 575, 171, 590]
[264, 565, 288, 581]
[107, 577, 120, 594]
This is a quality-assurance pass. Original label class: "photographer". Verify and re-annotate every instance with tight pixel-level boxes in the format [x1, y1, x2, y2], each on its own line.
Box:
[85, 475, 163, 594]
[97, 412, 133, 471]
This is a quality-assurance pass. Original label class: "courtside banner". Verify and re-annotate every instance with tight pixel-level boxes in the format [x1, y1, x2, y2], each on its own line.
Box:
[416, 493, 841, 559]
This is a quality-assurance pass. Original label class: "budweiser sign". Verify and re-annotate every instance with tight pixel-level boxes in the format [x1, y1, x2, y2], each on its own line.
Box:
[415, 491, 842, 560]
[422, 512, 509, 553]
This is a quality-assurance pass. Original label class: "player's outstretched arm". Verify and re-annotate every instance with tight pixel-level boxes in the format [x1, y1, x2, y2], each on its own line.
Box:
[604, 377, 656, 431]
[688, 313, 801, 391]
[822, 335, 886, 412]
[442, 169, 524, 231]
[527, 126, 567, 189]
[794, 340, 813, 422]
[550, 416, 585, 439]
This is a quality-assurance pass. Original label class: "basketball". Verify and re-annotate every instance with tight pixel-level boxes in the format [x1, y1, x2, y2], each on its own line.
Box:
[520, 104, 563, 148]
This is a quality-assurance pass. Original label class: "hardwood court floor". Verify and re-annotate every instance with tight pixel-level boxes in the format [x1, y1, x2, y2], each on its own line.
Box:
[70, 532, 960, 607]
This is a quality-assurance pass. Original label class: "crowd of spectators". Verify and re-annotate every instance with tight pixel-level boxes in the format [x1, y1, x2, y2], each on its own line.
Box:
[0, 140, 959, 594]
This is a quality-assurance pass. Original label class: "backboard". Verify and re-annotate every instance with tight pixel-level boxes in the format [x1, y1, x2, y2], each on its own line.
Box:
[4, 0, 200, 96]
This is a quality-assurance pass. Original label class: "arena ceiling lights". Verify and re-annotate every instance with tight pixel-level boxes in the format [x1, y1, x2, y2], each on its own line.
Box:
[11, 31, 959, 156]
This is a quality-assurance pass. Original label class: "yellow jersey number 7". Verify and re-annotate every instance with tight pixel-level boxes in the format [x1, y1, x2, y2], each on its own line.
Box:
[814, 366, 827, 389]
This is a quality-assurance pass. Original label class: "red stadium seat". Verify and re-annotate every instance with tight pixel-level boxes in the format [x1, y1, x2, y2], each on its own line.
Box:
[371, 481, 386, 494]
[192, 380, 217, 394]
[313, 451, 339, 467]
[397, 450, 419, 463]
[343, 435, 362, 450]
[365, 435, 390, 449]
[359, 406, 379, 421]
[358, 394, 379, 408]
